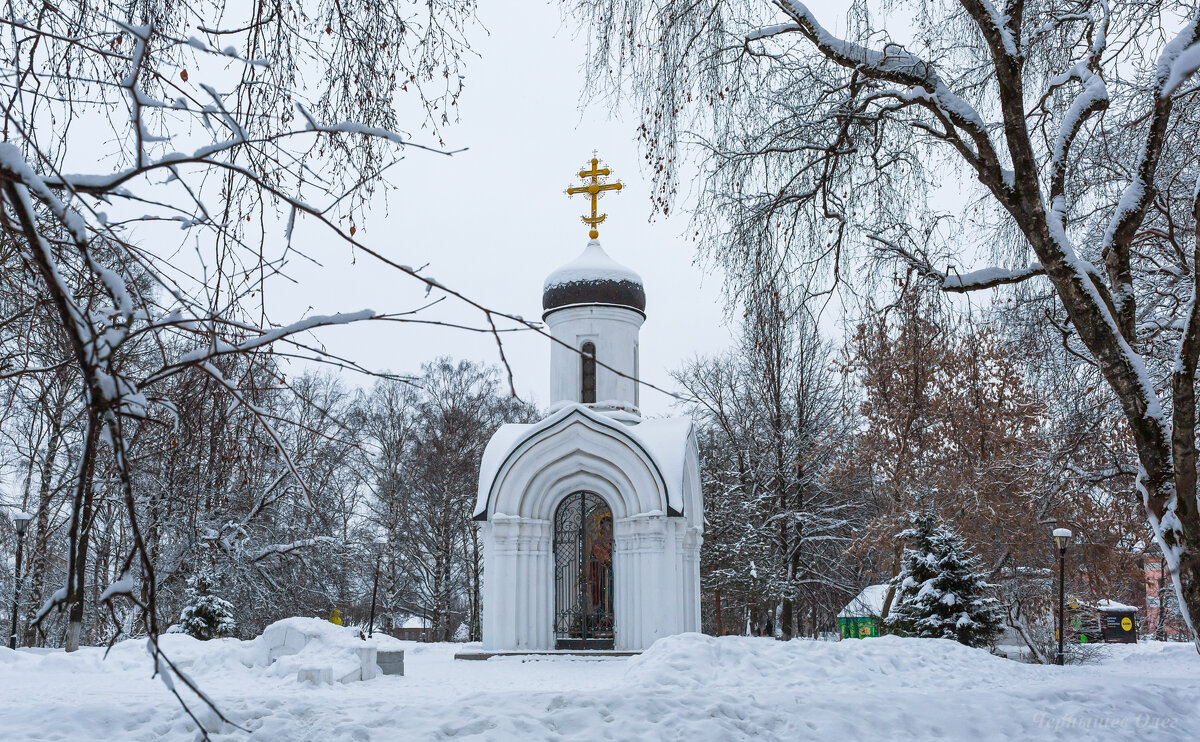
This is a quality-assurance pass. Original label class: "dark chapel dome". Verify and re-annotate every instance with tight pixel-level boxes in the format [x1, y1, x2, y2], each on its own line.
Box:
[542, 240, 646, 316]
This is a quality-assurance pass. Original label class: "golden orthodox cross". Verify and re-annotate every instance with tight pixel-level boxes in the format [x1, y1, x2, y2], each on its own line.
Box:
[566, 153, 623, 239]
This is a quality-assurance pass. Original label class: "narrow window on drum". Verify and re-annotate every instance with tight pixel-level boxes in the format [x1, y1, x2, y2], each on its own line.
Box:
[581, 342, 596, 403]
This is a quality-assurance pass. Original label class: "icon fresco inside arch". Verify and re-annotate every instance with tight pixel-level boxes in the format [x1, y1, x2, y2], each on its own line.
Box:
[584, 505, 614, 617]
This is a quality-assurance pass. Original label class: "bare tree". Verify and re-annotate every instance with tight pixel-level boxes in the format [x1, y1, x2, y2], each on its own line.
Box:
[360, 359, 535, 642]
[0, 1, 504, 729]
[676, 274, 860, 638]
[572, 0, 1200, 646]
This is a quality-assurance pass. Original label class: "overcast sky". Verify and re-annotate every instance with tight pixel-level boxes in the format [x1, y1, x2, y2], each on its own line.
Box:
[271, 3, 738, 416]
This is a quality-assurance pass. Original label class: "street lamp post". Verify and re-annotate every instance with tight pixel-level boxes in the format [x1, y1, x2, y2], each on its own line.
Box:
[1052, 527, 1072, 666]
[367, 535, 388, 638]
[9, 511, 33, 650]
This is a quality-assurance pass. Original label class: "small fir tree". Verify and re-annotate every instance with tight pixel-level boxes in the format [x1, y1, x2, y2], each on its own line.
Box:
[885, 513, 1004, 647]
[178, 567, 238, 640]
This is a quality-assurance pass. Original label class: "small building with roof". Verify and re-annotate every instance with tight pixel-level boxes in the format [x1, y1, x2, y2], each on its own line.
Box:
[838, 584, 889, 639]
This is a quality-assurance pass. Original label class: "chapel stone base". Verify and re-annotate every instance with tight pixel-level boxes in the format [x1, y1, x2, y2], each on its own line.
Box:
[480, 510, 702, 652]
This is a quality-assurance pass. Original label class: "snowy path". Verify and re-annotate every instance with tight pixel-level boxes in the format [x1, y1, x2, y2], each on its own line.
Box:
[0, 633, 1196, 740]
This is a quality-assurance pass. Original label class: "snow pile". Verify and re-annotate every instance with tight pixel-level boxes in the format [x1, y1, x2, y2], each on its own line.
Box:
[1, 632, 1197, 740]
[111, 633, 262, 679]
[248, 617, 378, 682]
[628, 632, 1023, 693]
[8, 617, 381, 684]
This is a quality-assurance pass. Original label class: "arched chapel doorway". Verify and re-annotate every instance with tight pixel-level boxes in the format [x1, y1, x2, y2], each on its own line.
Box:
[553, 491, 614, 649]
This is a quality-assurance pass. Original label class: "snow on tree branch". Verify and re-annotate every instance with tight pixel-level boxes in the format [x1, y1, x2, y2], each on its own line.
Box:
[1160, 14, 1200, 100]
[250, 537, 339, 562]
[867, 233, 1046, 293]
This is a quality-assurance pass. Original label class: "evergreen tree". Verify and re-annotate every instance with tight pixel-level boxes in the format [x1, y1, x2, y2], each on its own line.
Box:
[178, 568, 238, 641]
[886, 513, 1004, 647]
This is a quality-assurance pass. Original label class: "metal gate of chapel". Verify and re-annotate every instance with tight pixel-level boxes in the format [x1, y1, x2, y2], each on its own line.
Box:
[554, 491, 614, 649]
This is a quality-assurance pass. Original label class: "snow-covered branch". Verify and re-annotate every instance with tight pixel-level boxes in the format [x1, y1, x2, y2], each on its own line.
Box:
[1101, 10, 1200, 338]
[867, 233, 1045, 293]
[250, 537, 339, 562]
[768, 1, 1006, 187]
[942, 264, 1047, 292]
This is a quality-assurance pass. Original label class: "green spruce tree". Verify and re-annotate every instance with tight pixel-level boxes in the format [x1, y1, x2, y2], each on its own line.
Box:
[885, 513, 1004, 647]
[178, 566, 238, 640]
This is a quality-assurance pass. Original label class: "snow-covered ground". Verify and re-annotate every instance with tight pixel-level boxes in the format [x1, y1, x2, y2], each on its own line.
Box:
[0, 627, 1196, 741]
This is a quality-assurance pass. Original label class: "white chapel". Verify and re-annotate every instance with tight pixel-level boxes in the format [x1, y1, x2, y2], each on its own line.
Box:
[473, 157, 703, 651]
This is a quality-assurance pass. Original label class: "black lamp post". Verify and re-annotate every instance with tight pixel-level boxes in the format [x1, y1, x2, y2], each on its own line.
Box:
[1052, 527, 1072, 666]
[367, 535, 387, 638]
[9, 511, 32, 650]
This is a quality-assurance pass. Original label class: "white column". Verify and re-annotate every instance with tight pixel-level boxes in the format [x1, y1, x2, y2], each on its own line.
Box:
[684, 525, 703, 632]
[505, 517, 551, 650]
[615, 514, 670, 649]
[517, 524, 531, 648]
[613, 517, 636, 650]
[535, 521, 553, 649]
[517, 519, 552, 649]
[670, 519, 685, 635]
[484, 516, 522, 650]
[480, 521, 495, 649]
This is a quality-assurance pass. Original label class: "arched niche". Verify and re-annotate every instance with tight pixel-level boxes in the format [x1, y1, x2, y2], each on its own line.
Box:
[552, 490, 615, 649]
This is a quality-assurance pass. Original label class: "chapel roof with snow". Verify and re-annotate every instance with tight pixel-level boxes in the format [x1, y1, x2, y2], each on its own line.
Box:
[542, 240, 646, 316]
[473, 404, 700, 525]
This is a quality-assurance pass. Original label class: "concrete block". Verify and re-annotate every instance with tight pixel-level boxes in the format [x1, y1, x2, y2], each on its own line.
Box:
[377, 650, 404, 676]
[357, 646, 379, 680]
[297, 666, 332, 684]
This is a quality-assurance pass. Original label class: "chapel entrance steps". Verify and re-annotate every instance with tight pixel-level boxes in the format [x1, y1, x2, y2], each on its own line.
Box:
[453, 649, 640, 661]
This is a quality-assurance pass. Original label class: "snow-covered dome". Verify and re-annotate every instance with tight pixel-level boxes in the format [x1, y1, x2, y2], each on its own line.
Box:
[542, 240, 645, 316]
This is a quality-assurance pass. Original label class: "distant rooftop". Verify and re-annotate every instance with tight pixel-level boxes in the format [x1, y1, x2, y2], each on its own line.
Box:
[838, 584, 889, 618]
